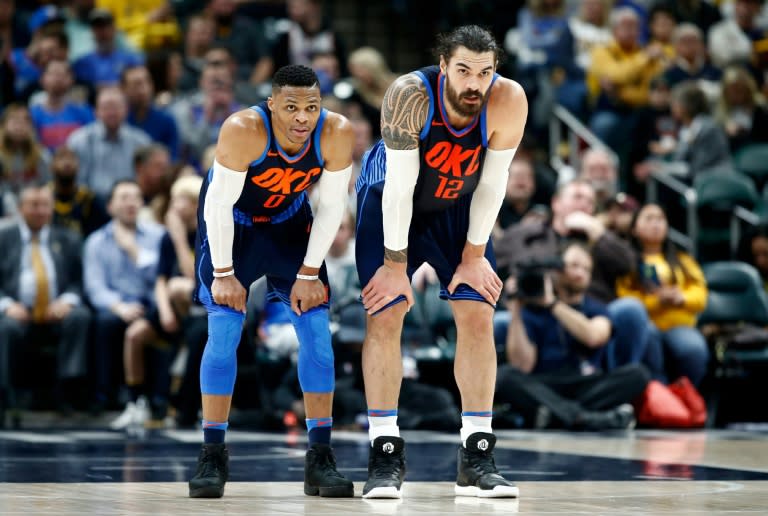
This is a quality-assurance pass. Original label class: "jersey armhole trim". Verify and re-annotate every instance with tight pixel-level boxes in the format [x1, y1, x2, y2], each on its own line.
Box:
[249, 106, 271, 166]
[313, 108, 328, 167]
[414, 71, 434, 141]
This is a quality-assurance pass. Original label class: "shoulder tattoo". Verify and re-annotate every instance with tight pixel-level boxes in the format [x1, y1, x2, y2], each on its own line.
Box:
[381, 74, 429, 150]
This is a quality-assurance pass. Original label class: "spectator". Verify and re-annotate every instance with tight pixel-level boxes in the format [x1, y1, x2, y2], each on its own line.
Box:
[0, 103, 51, 195]
[29, 59, 94, 151]
[265, 0, 347, 80]
[110, 174, 203, 430]
[737, 224, 768, 289]
[646, 3, 677, 59]
[134, 144, 172, 223]
[616, 203, 709, 385]
[49, 146, 108, 238]
[652, 0, 722, 35]
[187, 44, 266, 106]
[72, 9, 143, 88]
[345, 46, 395, 139]
[708, 0, 767, 71]
[496, 179, 650, 370]
[579, 148, 619, 210]
[170, 65, 240, 169]
[177, 16, 217, 91]
[11, 30, 69, 102]
[497, 242, 648, 430]
[663, 23, 722, 93]
[99, 0, 180, 51]
[83, 180, 165, 409]
[715, 65, 768, 152]
[587, 7, 668, 152]
[122, 65, 180, 161]
[65, 0, 136, 62]
[66, 87, 152, 201]
[670, 80, 733, 178]
[496, 158, 537, 234]
[0, 182, 90, 413]
[598, 192, 640, 240]
[205, 0, 271, 84]
[325, 210, 356, 305]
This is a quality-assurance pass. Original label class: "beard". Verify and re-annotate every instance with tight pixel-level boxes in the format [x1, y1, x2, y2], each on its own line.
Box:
[560, 282, 588, 298]
[444, 76, 487, 118]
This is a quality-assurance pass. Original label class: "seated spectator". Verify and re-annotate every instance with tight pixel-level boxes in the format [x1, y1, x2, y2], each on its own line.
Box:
[587, 7, 668, 153]
[177, 14, 216, 92]
[65, 0, 137, 62]
[29, 59, 94, 151]
[99, 0, 180, 51]
[497, 242, 649, 430]
[110, 175, 203, 430]
[170, 65, 240, 170]
[134, 144, 172, 224]
[669, 80, 733, 178]
[496, 179, 649, 370]
[495, 157, 537, 234]
[597, 192, 639, 240]
[737, 224, 768, 290]
[66, 87, 152, 201]
[708, 0, 767, 71]
[715, 66, 768, 152]
[653, 0, 722, 36]
[11, 19, 69, 101]
[205, 0, 271, 84]
[122, 65, 180, 161]
[72, 9, 143, 89]
[646, 3, 677, 60]
[663, 23, 722, 99]
[49, 146, 109, 237]
[0, 103, 51, 194]
[83, 180, 165, 410]
[616, 203, 709, 385]
[579, 148, 619, 211]
[324, 210, 356, 305]
[0, 183, 90, 414]
[345, 46, 396, 139]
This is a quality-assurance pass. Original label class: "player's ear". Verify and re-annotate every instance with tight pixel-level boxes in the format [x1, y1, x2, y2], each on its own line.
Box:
[439, 55, 447, 74]
[267, 97, 274, 112]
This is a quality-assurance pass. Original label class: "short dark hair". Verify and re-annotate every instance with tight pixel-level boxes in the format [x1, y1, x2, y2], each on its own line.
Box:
[671, 81, 710, 118]
[272, 65, 319, 92]
[133, 143, 169, 168]
[108, 179, 140, 203]
[433, 25, 504, 65]
[120, 64, 149, 85]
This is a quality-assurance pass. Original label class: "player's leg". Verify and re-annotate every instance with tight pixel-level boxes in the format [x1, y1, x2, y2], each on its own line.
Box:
[356, 173, 409, 499]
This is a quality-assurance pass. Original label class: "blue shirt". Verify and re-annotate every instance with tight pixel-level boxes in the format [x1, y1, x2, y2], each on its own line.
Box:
[72, 49, 144, 87]
[30, 102, 95, 151]
[521, 295, 610, 374]
[11, 48, 40, 95]
[83, 220, 165, 310]
[127, 106, 180, 161]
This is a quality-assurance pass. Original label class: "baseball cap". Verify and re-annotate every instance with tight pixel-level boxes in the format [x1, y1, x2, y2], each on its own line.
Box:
[88, 8, 115, 26]
[28, 5, 66, 33]
[606, 192, 639, 212]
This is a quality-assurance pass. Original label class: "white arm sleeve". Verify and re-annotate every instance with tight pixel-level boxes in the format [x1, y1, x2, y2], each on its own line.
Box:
[382, 147, 420, 251]
[203, 160, 247, 269]
[303, 164, 353, 268]
[467, 147, 517, 245]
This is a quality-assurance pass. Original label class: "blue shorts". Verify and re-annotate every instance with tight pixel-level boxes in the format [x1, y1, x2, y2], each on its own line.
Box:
[195, 198, 330, 309]
[355, 177, 496, 306]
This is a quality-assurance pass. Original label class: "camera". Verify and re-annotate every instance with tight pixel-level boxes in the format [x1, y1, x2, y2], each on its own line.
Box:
[512, 257, 563, 301]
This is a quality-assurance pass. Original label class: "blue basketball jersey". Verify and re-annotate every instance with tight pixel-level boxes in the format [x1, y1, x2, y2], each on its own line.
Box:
[229, 101, 327, 222]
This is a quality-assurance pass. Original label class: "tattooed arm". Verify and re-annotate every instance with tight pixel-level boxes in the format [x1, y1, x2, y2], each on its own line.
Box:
[361, 74, 429, 314]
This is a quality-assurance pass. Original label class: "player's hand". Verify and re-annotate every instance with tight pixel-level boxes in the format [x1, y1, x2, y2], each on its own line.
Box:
[211, 275, 247, 312]
[45, 300, 73, 322]
[362, 264, 415, 315]
[159, 308, 179, 333]
[290, 278, 327, 316]
[4, 302, 30, 322]
[447, 255, 502, 305]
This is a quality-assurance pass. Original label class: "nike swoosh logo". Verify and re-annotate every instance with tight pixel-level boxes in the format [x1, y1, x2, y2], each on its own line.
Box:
[431, 121, 444, 126]
[267, 150, 279, 157]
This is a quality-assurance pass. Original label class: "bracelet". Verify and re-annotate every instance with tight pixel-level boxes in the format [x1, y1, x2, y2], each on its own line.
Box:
[213, 269, 235, 278]
[296, 273, 319, 281]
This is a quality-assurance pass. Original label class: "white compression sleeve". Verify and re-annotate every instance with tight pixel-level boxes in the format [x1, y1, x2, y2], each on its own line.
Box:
[303, 165, 353, 268]
[382, 147, 420, 252]
[203, 160, 247, 269]
[467, 147, 518, 245]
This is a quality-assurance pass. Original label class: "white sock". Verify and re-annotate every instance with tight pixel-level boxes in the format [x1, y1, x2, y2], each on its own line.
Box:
[368, 415, 399, 442]
[460, 414, 492, 447]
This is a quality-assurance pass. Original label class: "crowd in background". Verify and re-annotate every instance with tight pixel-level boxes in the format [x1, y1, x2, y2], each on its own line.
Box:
[1, 0, 768, 432]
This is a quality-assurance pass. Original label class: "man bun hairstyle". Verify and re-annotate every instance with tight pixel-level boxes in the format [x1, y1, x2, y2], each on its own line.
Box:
[433, 25, 504, 64]
[272, 64, 319, 92]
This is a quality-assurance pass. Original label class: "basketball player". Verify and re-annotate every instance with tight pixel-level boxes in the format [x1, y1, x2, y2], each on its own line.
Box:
[188, 65, 354, 499]
[355, 25, 528, 498]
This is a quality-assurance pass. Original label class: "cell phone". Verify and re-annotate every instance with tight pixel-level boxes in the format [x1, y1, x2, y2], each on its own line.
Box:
[640, 263, 660, 289]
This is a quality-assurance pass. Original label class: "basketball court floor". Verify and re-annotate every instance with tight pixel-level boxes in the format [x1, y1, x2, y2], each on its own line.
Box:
[1, 424, 767, 515]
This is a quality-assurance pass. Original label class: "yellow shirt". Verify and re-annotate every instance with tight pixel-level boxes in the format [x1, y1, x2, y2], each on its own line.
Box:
[616, 252, 708, 331]
[587, 40, 666, 107]
[97, 0, 179, 50]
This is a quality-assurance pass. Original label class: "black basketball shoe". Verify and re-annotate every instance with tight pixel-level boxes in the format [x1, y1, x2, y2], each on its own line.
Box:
[455, 432, 519, 498]
[304, 443, 354, 497]
[189, 443, 229, 498]
[362, 436, 406, 499]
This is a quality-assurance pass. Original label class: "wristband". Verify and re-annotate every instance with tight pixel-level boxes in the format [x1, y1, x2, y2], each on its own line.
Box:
[296, 273, 319, 281]
[213, 269, 235, 278]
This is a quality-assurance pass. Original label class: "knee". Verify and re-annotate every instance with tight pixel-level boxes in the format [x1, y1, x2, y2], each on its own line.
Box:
[168, 277, 193, 304]
[125, 319, 151, 347]
[63, 305, 90, 326]
[0, 316, 26, 337]
[453, 302, 494, 340]
[609, 298, 648, 327]
[204, 312, 244, 364]
[366, 303, 408, 342]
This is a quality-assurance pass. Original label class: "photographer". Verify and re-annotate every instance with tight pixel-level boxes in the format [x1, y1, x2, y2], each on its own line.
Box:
[498, 243, 649, 430]
[495, 179, 648, 369]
